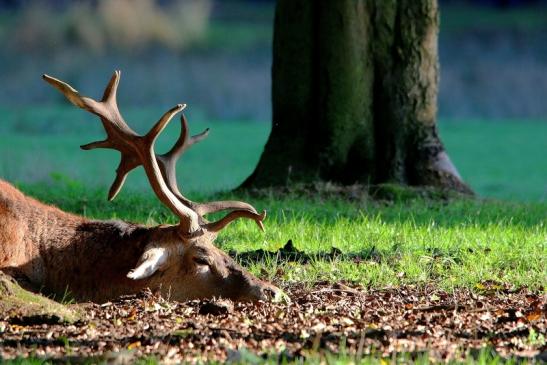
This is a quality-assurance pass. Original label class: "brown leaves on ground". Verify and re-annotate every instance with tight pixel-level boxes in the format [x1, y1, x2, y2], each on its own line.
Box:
[0, 283, 545, 363]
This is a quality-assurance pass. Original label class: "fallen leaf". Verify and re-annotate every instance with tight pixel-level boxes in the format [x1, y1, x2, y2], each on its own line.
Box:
[126, 308, 137, 321]
[127, 341, 140, 350]
[525, 310, 542, 322]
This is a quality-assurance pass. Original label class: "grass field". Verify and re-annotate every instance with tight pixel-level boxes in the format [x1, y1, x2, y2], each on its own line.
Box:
[18, 181, 546, 293]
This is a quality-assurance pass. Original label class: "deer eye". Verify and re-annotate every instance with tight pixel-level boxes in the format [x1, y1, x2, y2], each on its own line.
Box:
[193, 257, 209, 266]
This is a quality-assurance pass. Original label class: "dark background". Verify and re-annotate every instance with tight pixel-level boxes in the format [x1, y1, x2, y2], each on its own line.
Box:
[0, 0, 546, 121]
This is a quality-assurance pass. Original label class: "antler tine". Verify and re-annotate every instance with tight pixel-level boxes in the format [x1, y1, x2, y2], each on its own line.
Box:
[145, 104, 187, 145]
[43, 74, 107, 118]
[44, 71, 140, 201]
[156, 113, 209, 206]
[154, 115, 266, 231]
[107, 156, 139, 201]
[43, 71, 201, 234]
[44, 71, 137, 141]
[102, 70, 120, 104]
[165, 114, 210, 160]
[205, 210, 267, 233]
[195, 201, 258, 216]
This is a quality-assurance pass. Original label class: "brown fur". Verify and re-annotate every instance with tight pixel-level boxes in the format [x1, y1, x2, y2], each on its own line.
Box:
[0, 180, 280, 303]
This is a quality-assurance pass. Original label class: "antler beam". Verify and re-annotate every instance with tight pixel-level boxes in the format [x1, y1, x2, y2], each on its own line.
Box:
[43, 72, 200, 233]
[43, 71, 265, 237]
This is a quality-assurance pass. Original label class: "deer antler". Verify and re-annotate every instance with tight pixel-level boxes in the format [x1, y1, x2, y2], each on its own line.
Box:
[43, 71, 265, 237]
[155, 112, 265, 230]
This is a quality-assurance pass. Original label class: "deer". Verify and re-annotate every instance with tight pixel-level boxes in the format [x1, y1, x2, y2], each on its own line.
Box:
[0, 71, 285, 303]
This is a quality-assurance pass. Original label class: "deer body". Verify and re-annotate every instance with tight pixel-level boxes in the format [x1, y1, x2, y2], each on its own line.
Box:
[0, 180, 148, 301]
[0, 72, 284, 303]
[0, 180, 278, 302]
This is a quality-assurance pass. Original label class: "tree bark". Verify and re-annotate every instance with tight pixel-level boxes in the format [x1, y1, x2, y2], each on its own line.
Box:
[243, 0, 472, 194]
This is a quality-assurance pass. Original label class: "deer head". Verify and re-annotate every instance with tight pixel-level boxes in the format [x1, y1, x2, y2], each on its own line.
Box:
[42, 71, 285, 302]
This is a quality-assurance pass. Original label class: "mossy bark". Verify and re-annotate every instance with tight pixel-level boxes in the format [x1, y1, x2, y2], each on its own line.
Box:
[243, 0, 471, 194]
[0, 272, 79, 323]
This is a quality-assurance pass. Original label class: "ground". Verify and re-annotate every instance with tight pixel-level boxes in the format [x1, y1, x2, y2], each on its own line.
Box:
[0, 282, 545, 363]
[0, 185, 545, 363]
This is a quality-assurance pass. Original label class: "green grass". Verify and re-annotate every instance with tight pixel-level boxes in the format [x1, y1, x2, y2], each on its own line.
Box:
[18, 181, 547, 292]
[0, 105, 269, 195]
[230, 347, 538, 365]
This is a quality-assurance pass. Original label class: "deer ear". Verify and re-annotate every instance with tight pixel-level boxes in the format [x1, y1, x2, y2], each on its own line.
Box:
[127, 247, 169, 280]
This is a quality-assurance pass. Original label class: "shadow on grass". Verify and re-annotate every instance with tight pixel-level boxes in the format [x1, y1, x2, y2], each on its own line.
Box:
[231, 239, 467, 269]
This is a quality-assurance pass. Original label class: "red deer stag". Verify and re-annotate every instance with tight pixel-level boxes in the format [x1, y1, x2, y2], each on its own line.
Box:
[0, 71, 284, 303]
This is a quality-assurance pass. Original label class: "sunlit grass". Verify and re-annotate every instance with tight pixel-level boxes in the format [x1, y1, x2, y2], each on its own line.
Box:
[19, 183, 546, 293]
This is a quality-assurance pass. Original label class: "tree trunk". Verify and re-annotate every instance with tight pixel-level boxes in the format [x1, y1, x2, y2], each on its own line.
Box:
[242, 0, 472, 194]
